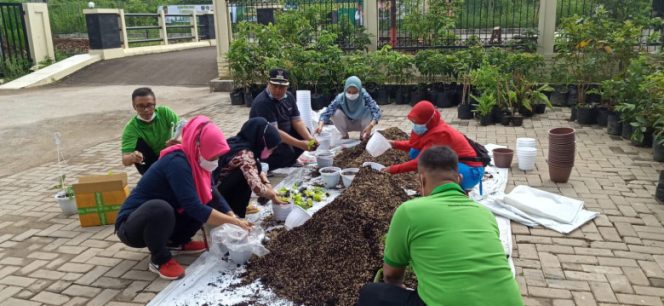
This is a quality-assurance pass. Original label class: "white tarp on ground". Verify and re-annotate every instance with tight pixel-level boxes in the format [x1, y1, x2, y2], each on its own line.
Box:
[149, 144, 516, 305]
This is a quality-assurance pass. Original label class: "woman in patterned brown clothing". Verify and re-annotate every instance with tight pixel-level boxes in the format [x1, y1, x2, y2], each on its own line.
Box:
[214, 118, 286, 217]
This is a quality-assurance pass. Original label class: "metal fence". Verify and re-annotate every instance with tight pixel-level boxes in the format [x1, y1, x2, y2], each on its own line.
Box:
[227, 0, 367, 49]
[0, 3, 31, 77]
[124, 12, 213, 46]
[378, 0, 541, 50]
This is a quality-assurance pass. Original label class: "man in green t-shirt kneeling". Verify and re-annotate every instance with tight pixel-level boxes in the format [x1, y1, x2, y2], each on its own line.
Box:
[121, 88, 181, 175]
[359, 146, 523, 306]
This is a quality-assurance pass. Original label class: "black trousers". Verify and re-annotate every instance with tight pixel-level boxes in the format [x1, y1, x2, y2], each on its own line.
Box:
[216, 167, 252, 218]
[116, 200, 202, 265]
[265, 129, 304, 170]
[358, 283, 425, 306]
[134, 138, 159, 175]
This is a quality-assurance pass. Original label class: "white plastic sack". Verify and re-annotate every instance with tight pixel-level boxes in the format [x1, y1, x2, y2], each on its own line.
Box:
[210, 224, 269, 264]
[503, 185, 582, 224]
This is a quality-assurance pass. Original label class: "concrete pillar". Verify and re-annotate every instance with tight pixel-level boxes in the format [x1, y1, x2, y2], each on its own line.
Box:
[537, 0, 557, 56]
[191, 12, 199, 42]
[213, 0, 233, 80]
[159, 9, 169, 45]
[22, 3, 55, 65]
[364, 0, 378, 51]
[119, 9, 129, 49]
[83, 9, 124, 59]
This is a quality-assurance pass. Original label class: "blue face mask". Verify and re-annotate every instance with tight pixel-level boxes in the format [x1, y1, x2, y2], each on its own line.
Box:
[412, 123, 428, 135]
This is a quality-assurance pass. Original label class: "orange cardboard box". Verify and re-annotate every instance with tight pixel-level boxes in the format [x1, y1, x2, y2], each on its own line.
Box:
[72, 173, 129, 227]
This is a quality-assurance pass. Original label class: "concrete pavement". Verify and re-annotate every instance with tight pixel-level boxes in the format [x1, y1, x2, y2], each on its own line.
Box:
[0, 98, 663, 305]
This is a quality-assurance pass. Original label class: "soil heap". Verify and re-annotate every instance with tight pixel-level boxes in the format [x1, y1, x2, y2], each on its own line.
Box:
[244, 168, 410, 305]
[334, 127, 417, 190]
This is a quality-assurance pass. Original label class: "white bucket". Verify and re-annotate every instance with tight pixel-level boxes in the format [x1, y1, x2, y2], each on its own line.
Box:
[341, 168, 359, 188]
[366, 132, 391, 157]
[272, 203, 293, 221]
[285, 205, 311, 230]
[55, 192, 77, 216]
[516, 138, 537, 150]
[319, 166, 341, 188]
[316, 151, 334, 168]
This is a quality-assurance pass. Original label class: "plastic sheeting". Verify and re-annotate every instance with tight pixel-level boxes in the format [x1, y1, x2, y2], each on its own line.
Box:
[149, 143, 517, 304]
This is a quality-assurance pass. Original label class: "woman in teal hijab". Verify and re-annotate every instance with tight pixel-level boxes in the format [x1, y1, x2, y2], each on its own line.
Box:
[315, 76, 382, 140]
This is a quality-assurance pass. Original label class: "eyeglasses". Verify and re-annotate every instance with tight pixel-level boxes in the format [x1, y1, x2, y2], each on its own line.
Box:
[135, 103, 155, 111]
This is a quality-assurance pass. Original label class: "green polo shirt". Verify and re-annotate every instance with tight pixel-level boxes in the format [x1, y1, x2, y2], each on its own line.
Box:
[121, 105, 179, 155]
[384, 183, 523, 306]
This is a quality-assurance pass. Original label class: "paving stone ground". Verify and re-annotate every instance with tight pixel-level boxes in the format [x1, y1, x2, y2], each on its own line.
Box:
[0, 98, 663, 305]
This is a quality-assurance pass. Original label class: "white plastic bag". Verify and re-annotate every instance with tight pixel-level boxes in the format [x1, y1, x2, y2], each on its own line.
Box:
[210, 224, 270, 264]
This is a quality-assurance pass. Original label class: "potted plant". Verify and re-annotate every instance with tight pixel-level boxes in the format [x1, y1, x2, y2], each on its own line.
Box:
[471, 93, 496, 126]
[506, 90, 523, 126]
[642, 70, 664, 159]
[455, 46, 484, 119]
[52, 175, 77, 216]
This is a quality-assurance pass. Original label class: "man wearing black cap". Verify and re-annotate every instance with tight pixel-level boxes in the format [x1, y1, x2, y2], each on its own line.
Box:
[249, 68, 318, 170]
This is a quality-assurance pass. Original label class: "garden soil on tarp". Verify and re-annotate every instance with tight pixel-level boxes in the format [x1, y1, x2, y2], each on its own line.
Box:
[243, 168, 411, 305]
[334, 127, 418, 190]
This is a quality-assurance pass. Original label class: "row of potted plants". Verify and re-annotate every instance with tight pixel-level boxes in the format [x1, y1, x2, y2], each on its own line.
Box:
[552, 6, 664, 162]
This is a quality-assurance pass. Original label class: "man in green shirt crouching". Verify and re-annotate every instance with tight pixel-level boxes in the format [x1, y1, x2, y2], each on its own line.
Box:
[358, 146, 523, 306]
[121, 87, 180, 175]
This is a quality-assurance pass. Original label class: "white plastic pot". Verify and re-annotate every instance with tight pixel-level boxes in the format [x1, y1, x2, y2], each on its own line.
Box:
[316, 151, 334, 168]
[316, 132, 332, 151]
[272, 203, 293, 221]
[55, 191, 77, 216]
[516, 147, 537, 171]
[341, 168, 359, 188]
[285, 205, 311, 230]
[260, 162, 269, 175]
[319, 166, 341, 188]
[366, 132, 391, 157]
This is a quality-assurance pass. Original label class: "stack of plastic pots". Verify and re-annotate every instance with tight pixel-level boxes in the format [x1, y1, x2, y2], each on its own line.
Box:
[516, 138, 537, 171]
[548, 127, 576, 183]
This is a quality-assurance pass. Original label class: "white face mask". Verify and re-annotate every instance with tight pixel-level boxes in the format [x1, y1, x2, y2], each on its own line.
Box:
[137, 113, 156, 123]
[198, 155, 218, 172]
[345, 92, 360, 100]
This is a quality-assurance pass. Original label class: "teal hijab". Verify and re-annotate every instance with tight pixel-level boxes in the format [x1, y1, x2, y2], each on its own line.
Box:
[339, 76, 370, 120]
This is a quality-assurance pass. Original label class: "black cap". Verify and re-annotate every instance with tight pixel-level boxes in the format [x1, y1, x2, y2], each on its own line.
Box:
[269, 68, 290, 86]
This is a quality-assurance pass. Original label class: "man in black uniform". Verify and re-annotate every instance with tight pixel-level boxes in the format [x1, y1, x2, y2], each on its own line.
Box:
[249, 68, 318, 170]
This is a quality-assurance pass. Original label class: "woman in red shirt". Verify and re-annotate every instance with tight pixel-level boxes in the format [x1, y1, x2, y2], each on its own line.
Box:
[384, 101, 485, 192]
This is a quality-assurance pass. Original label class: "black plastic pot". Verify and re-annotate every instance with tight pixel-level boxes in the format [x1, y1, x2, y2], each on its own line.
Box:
[409, 87, 426, 106]
[395, 86, 410, 105]
[656, 185, 664, 203]
[511, 115, 524, 127]
[533, 103, 547, 114]
[576, 106, 596, 125]
[458, 104, 474, 120]
[551, 86, 568, 106]
[597, 107, 609, 127]
[311, 94, 331, 111]
[607, 112, 622, 136]
[491, 107, 505, 123]
[230, 89, 244, 105]
[501, 115, 512, 126]
[567, 85, 578, 106]
[570, 106, 577, 121]
[518, 105, 534, 117]
[479, 114, 493, 126]
[632, 130, 654, 148]
[250, 85, 263, 99]
[622, 122, 634, 140]
[654, 140, 664, 162]
[243, 91, 253, 108]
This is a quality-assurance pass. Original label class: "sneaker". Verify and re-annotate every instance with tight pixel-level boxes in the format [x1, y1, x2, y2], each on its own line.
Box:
[149, 258, 185, 280]
[168, 240, 206, 255]
[246, 203, 260, 214]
